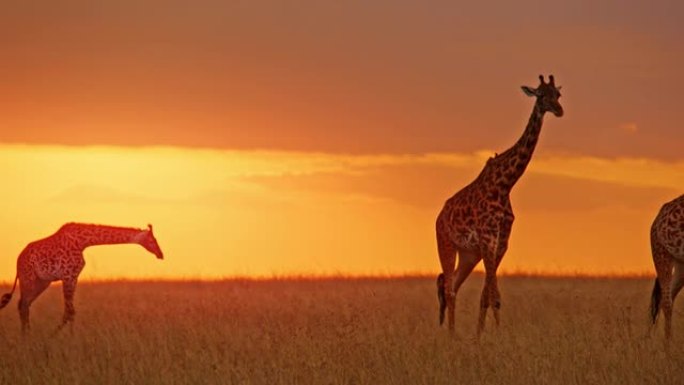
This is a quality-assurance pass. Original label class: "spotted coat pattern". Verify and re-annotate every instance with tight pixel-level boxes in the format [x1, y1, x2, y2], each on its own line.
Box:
[650, 195, 684, 339]
[0, 223, 163, 332]
[436, 75, 563, 335]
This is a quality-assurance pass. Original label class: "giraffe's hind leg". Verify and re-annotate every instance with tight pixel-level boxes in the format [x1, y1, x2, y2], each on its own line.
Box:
[437, 231, 457, 332]
[452, 250, 479, 331]
[667, 259, 684, 341]
[17, 275, 51, 333]
[453, 251, 479, 300]
[438, 249, 479, 331]
[653, 243, 674, 339]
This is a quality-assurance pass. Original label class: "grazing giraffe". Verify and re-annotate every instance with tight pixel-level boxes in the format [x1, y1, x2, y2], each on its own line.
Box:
[650, 194, 684, 340]
[436, 75, 563, 335]
[0, 223, 164, 332]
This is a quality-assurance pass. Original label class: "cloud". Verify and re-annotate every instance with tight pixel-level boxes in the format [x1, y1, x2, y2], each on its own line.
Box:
[515, 173, 675, 212]
[530, 154, 684, 191]
[238, 162, 475, 209]
[237, 152, 679, 213]
[619, 122, 638, 134]
[6, 143, 683, 219]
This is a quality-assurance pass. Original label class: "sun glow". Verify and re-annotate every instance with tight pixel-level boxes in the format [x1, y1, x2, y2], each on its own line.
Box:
[0, 144, 676, 280]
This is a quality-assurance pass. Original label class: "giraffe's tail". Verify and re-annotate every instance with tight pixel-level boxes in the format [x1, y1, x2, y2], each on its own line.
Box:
[650, 278, 661, 325]
[0, 274, 18, 309]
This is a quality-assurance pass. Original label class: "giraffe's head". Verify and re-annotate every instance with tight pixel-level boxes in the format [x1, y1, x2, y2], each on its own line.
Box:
[521, 74, 563, 117]
[139, 224, 164, 260]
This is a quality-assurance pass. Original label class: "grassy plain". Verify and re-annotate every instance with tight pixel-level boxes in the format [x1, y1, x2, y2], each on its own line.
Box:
[0, 275, 683, 385]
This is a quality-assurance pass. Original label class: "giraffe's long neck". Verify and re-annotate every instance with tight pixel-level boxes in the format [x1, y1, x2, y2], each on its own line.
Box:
[58, 223, 144, 251]
[489, 103, 545, 190]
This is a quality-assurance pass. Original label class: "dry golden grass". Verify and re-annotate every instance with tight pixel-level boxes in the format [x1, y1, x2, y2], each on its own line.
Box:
[0, 275, 683, 384]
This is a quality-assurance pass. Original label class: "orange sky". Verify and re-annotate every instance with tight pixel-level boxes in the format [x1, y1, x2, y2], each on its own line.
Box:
[1, 1, 683, 157]
[0, 145, 679, 279]
[0, 1, 683, 278]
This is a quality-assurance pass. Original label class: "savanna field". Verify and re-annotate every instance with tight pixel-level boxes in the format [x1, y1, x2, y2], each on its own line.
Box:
[1, 275, 683, 385]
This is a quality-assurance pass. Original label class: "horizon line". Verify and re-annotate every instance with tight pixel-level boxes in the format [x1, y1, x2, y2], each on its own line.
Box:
[0, 271, 656, 285]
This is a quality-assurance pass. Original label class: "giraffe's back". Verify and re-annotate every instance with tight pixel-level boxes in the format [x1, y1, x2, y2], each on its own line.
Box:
[652, 194, 684, 261]
[18, 234, 84, 282]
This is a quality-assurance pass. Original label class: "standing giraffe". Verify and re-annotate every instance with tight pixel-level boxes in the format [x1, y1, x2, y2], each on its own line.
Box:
[436, 75, 563, 335]
[0, 223, 164, 332]
[650, 194, 684, 340]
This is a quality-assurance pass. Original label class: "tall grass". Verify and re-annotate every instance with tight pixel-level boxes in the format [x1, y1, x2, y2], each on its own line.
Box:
[0, 275, 681, 384]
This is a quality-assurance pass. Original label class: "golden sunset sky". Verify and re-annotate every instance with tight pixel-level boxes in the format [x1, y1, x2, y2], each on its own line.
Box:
[1, 1, 682, 279]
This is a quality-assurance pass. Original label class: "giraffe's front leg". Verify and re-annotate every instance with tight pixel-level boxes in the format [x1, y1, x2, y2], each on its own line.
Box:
[56, 277, 78, 333]
[477, 254, 497, 337]
[477, 222, 506, 337]
[477, 282, 489, 337]
[490, 264, 502, 327]
[491, 215, 512, 327]
[492, 246, 508, 327]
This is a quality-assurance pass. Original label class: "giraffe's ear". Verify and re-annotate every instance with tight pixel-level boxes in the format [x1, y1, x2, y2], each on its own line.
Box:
[521, 86, 540, 97]
[147, 224, 153, 232]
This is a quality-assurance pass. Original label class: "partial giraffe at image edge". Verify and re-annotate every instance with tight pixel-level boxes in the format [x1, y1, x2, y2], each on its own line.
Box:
[649, 194, 684, 341]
